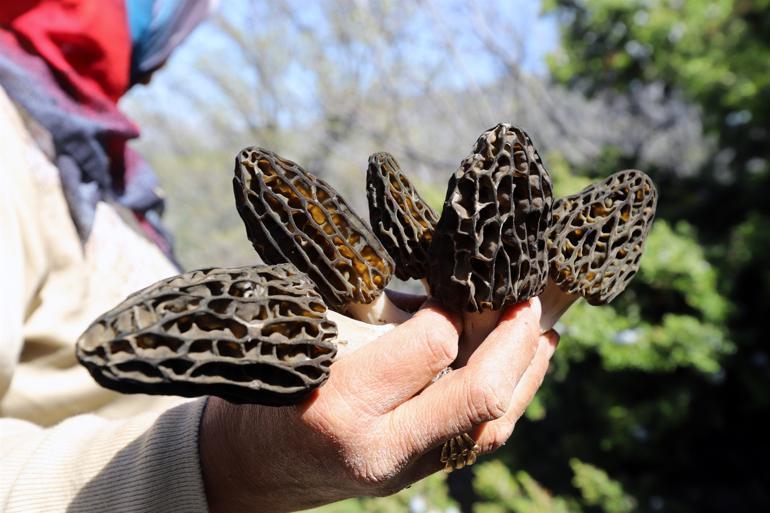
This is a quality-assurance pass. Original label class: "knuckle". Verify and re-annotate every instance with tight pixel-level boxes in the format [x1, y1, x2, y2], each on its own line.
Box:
[349, 466, 379, 487]
[480, 422, 515, 453]
[467, 377, 507, 423]
[416, 307, 460, 340]
[348, 469, 382, 492]
[346, 459, 400, 497]
[422, 326, 458, 370]
[414, 310, 459, 367]
[340, 429, 403, 495]
[343, 452, 382, 486]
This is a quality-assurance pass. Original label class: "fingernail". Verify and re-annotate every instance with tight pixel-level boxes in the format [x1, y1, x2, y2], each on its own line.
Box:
[544, 330, 560, 353]
[529, 296, 542, 318]
[499, 297, 541, 324]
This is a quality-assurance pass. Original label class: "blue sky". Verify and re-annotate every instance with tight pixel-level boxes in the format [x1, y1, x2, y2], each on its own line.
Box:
[124, 0, 559, 126]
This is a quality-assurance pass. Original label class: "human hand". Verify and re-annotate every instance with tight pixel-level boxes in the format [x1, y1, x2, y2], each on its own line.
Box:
[199, 297, 558, 513]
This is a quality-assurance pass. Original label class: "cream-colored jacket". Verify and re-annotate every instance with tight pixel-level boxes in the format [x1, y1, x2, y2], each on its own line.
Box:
[0, 87, 209, 512]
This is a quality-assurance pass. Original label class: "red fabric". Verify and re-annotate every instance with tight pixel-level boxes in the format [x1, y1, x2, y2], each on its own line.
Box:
[0, 0, 131, 104]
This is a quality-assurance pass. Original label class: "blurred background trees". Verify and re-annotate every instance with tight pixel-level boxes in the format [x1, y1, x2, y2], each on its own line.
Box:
[122, 1, 767, 511]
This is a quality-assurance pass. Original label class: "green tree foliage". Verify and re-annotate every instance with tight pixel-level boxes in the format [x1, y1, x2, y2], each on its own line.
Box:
[569, 459, 635, 513]
[503, 198, 732, 513]
[302, 473, 455, 513]
[535, 0, 770, 511]
[474, 461, 574, 513]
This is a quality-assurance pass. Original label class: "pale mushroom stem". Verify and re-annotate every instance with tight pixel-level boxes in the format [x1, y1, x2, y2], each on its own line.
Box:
[420, 280, 500, 354]
[345, 293, 413, 325]
[538, 279, 579, 332]
[327, 310, 397, 358]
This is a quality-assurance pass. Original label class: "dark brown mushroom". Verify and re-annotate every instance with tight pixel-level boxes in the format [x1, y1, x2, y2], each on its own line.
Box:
[428, 123, 553, 344]
[76, 264, 339, 406]
[428, 123, 553, 472]
[540, 169, 658, 330]
[233, 147, 411, 325]
[366, 152, 438, 283]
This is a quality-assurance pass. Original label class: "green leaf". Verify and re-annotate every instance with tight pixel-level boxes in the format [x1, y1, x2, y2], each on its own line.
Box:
[570, 459, 636, 513]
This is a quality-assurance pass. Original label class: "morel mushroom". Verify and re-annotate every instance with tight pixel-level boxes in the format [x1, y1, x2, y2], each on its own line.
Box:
[234, 147, 411, 325]
[76, 264, 390, 406]
[366, 152, 438, 283]
[540, 169, 658, 330]
[428, 123, 553, 348]
[428, 124, 552, 472]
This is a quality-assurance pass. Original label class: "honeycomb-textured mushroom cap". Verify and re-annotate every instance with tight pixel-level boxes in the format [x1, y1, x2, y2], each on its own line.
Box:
[233, 148, 394, 311]
[548, 169, 658, 305]
[366, 152, 439, 281]
[76, 264, 338, 406]
[428, 123, 553, 312]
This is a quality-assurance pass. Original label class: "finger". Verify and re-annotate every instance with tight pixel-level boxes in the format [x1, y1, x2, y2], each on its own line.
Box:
[455, 298, 542, 369]
[464, 297, 542, 385]
[328, 300, 461, 415]
[385, 289, 428, 312]
[385, 302, 542, 456]
[389, 331, 558, 488]
[474, 330, 559, 454]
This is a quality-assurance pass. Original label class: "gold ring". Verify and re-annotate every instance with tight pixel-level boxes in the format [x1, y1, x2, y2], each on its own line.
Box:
[440, 433, 479, 472]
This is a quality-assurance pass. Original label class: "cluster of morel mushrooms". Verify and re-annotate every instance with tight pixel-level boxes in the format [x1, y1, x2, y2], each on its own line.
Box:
[77, 123, 658, 471]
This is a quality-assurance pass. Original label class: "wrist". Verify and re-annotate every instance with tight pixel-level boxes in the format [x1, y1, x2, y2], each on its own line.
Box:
[199, 397, 352, 513]
[200, 397, 254, 513]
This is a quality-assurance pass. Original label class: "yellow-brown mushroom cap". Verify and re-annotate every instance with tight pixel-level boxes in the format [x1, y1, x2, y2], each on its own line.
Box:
[366, 152, 439, 281]
[233, 147, 394, 310]
[547, 169, 658, 305]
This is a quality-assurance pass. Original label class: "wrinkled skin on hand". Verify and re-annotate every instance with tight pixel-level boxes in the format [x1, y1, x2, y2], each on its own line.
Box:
[200, 297, 558, 513]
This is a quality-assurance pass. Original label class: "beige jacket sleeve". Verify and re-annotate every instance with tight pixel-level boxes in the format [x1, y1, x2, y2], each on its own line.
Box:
[0, 400, 209, 512]
[0, 86, 210, 512]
